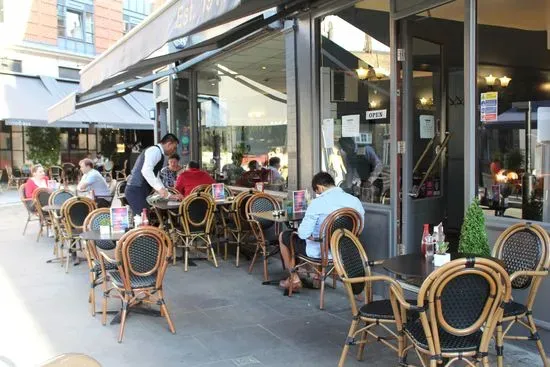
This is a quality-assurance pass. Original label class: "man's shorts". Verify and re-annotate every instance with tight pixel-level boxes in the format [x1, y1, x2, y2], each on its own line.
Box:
[280, 229, 307, 256]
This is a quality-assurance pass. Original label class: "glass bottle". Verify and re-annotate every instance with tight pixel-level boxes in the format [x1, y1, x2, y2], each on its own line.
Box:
[141, 208, 149, 226]
[421, 224, 430, 256]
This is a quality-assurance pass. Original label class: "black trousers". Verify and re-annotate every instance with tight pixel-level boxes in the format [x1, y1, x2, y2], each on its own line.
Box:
[125, 184, 151, 215]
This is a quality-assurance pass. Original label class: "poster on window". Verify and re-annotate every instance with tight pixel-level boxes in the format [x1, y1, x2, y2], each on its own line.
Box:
[419, 115, 435, 139]
[481, 92, 498, 122]
[341, 114, 360, 137]
[110, 207, 129, 233]
[322, 118, 334, 148]
[293, 190, 307, 213]
[211, 183, 225, 201]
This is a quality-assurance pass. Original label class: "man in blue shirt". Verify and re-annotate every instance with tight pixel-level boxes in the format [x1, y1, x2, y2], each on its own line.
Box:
[278, 172, 365, 289]
[78, 158, 112, 208]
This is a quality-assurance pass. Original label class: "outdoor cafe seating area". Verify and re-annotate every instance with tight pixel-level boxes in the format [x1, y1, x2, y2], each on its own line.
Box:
[17, 176, 550, 367]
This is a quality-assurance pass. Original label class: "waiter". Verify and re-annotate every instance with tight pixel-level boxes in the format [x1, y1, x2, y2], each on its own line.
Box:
[125, 133, 180, 214]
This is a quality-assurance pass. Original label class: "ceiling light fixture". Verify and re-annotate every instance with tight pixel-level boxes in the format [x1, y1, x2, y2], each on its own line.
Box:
[485, 74, 496, 86]
[356, 67, 368, 80]
[499, 76, 511, 88]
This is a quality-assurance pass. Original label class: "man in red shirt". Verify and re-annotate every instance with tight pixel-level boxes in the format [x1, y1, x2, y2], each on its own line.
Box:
[175, 161, 215, 196]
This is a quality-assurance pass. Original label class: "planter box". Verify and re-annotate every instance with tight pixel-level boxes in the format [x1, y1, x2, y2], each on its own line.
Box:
[99, 225, 111, 235]
[433, 253, 451, 267]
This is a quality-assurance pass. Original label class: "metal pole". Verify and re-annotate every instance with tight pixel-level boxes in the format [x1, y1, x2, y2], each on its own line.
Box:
[523, 101, 533, 214]
[464, 0, 477, 209]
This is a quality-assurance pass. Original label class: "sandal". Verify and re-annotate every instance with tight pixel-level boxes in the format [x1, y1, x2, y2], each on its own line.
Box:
[279, 277, 302, 289]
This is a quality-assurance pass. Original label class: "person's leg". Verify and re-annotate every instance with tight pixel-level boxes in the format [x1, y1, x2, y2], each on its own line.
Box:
[279, 230, 305, 287]
[124, 185, 149, 215]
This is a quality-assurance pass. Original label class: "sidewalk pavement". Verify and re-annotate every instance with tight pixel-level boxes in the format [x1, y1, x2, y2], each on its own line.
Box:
[0, 204, 546, 367]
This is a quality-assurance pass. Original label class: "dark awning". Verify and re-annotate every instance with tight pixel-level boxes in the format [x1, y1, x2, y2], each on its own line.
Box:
[1, 73, 154, 130]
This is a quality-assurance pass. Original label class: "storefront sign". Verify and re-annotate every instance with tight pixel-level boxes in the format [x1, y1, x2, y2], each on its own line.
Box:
[481, 92, 498, 122]
[341, 114, 360, 137]
[365, 109, 387, 120]
[322, 118, 334, 148]
[170, 0, 241, 41]
[419, 115, 435, 139]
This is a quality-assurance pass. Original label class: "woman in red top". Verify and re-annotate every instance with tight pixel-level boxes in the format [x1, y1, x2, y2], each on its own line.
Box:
[25, 164, 50, 198]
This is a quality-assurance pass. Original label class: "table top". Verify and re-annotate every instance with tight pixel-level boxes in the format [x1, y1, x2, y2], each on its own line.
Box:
[383, 253, 504, 279]
[43, 204, 62, 211]
[251, 211, 305, 223]
[151, 198, 235, 211]
[80, 230, 125, 241]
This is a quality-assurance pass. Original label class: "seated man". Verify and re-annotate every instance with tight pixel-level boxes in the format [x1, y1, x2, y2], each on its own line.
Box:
[175, 160, 215, 196]
[278, 172, 365, 289]
[78, 158, 111, 207]
[266, 156, 283, 184]
[159, 153, 182, 188]
[222, 153, 245, 185]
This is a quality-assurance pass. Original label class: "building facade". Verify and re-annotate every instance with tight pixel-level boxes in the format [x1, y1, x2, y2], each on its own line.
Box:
[49, 0, 550, 327]
[0, 0, 163, 169]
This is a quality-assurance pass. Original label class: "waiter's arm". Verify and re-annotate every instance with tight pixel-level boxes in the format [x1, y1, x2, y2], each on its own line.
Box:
[141, 147, 165, 192]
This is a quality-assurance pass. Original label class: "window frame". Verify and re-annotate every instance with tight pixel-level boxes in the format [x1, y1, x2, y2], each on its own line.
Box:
[57, 4, 94, 45]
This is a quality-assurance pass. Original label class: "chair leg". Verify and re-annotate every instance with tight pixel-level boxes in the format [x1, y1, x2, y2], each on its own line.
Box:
[90, 275, 96, 317]
[184, 246, 189, 272]
[338, 319, 359, 367]
[248, 245, 260, 273]
[262, 247, 269, 282]
[235, 239, 240, 267]
[158, 294, 176, 334]
[527, 314, 550, 367]
[356, 325, 368, 360]
[118, 300, 129, 343]
[36, 222, 43, 242]
[495, 321, 504, 367]
[320, 267, 326, 310]
[23, 216, 30, 235]
[208, 237, 218, 268]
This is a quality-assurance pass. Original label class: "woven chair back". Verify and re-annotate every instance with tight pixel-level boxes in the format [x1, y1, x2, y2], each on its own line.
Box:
[115, 180, 127, 196]
[416, 257, 511, 356]
[116, 227, 172, 289]
[62, 197, 96, 234]
[246, 193, 280, 230]
[19, 184, 36, 213]
[319, 208, 363, 262]
[49, 166, 63, 180]
[493, 222, 550, 290]
[231, 191, 253, 231]
[33, 188, 51, 213]
[190, 184, 211, 194]
[49, 190, 74, 206]
[179, 192, 215, 235]
[331, 229, 373, 296]
[83, 209, 116, 258]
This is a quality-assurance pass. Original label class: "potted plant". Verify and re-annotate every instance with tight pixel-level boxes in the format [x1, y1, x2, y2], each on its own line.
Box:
[99, 217, 111, 235]
[433, 241, 450, 266]
[458, 198, 491, 256]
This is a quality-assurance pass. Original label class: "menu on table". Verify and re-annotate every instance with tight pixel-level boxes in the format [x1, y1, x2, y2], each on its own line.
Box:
[211, 183, 225, 201]
[255, 182, 264, 192]
[47, 180, 58, 190]
[293, 190, 307, 213]
[110, 207, 129, 233]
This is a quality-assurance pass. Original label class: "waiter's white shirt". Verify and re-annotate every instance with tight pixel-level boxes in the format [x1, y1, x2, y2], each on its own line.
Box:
[141, 144, 165, 191]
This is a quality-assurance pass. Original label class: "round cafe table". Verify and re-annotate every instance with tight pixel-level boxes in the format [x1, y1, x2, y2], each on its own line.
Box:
[383, 253, 505, 282]
[79, 230, 126, 242]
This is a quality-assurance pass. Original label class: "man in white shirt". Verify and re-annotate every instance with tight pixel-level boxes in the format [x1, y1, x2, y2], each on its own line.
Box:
[78, 158, 111, 197]
[267, 157, 283, 183]
[278, 172, 365, 289]
[125, 134, 181, 214]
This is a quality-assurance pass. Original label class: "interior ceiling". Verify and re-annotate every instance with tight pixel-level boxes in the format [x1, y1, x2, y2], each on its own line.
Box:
[355, 0, 548, 31]
[198, 35, 286, 95]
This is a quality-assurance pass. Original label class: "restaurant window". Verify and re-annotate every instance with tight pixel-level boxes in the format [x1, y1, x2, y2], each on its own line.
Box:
[123, 0, 151, 34]
[319, 1, 391, 204]
[196, 34, 288, 190]
[476, 0, 550, 223]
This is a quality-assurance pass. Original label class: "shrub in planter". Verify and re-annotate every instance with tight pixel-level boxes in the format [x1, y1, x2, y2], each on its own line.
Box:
[458, 198, 491, 257]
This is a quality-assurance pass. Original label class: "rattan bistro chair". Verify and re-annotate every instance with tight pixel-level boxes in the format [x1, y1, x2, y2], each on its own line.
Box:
[6, 166, 23, 189]
[221, 190, 254, 267]
[33, 188, 52, 242]
[190, 184, 211, 194]
[49, 189, 75, 258]
[331, 229, 404, 366]
[393, 257, 511, 367]
[49, 165, 63, 182]
[102, 226, 176, 342]
[170, 192, 217, 271]
[19, 183, 39, 235]
[83, 208, 118, 317]
[492, 222, 550, 367]
[245, 193, 281, 282]
[288, 207, 364, 309]
[115, 159, 128, 180]
[59, 197, 96, 273]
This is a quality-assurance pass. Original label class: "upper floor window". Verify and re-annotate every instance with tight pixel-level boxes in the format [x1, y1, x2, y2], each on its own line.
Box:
[57, 2, 94, 55]
[123, 0, 152, 34]
[0, 58, 22, 73]
[59, 66, 80, 80]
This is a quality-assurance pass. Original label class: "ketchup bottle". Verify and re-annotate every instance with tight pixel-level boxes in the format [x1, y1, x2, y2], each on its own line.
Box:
[141, 208, 149, 226]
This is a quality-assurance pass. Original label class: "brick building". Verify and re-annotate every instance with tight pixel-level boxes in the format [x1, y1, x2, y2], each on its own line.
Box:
[0, 0, 166, 169]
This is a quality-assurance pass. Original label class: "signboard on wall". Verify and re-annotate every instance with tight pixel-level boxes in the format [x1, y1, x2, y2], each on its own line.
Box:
[419, 115, 435, 139]
[481, 92, 498, 122]
[365, 109, 387, 120]
[341, 114, 360, 137]
[322, 118, 334, 148]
